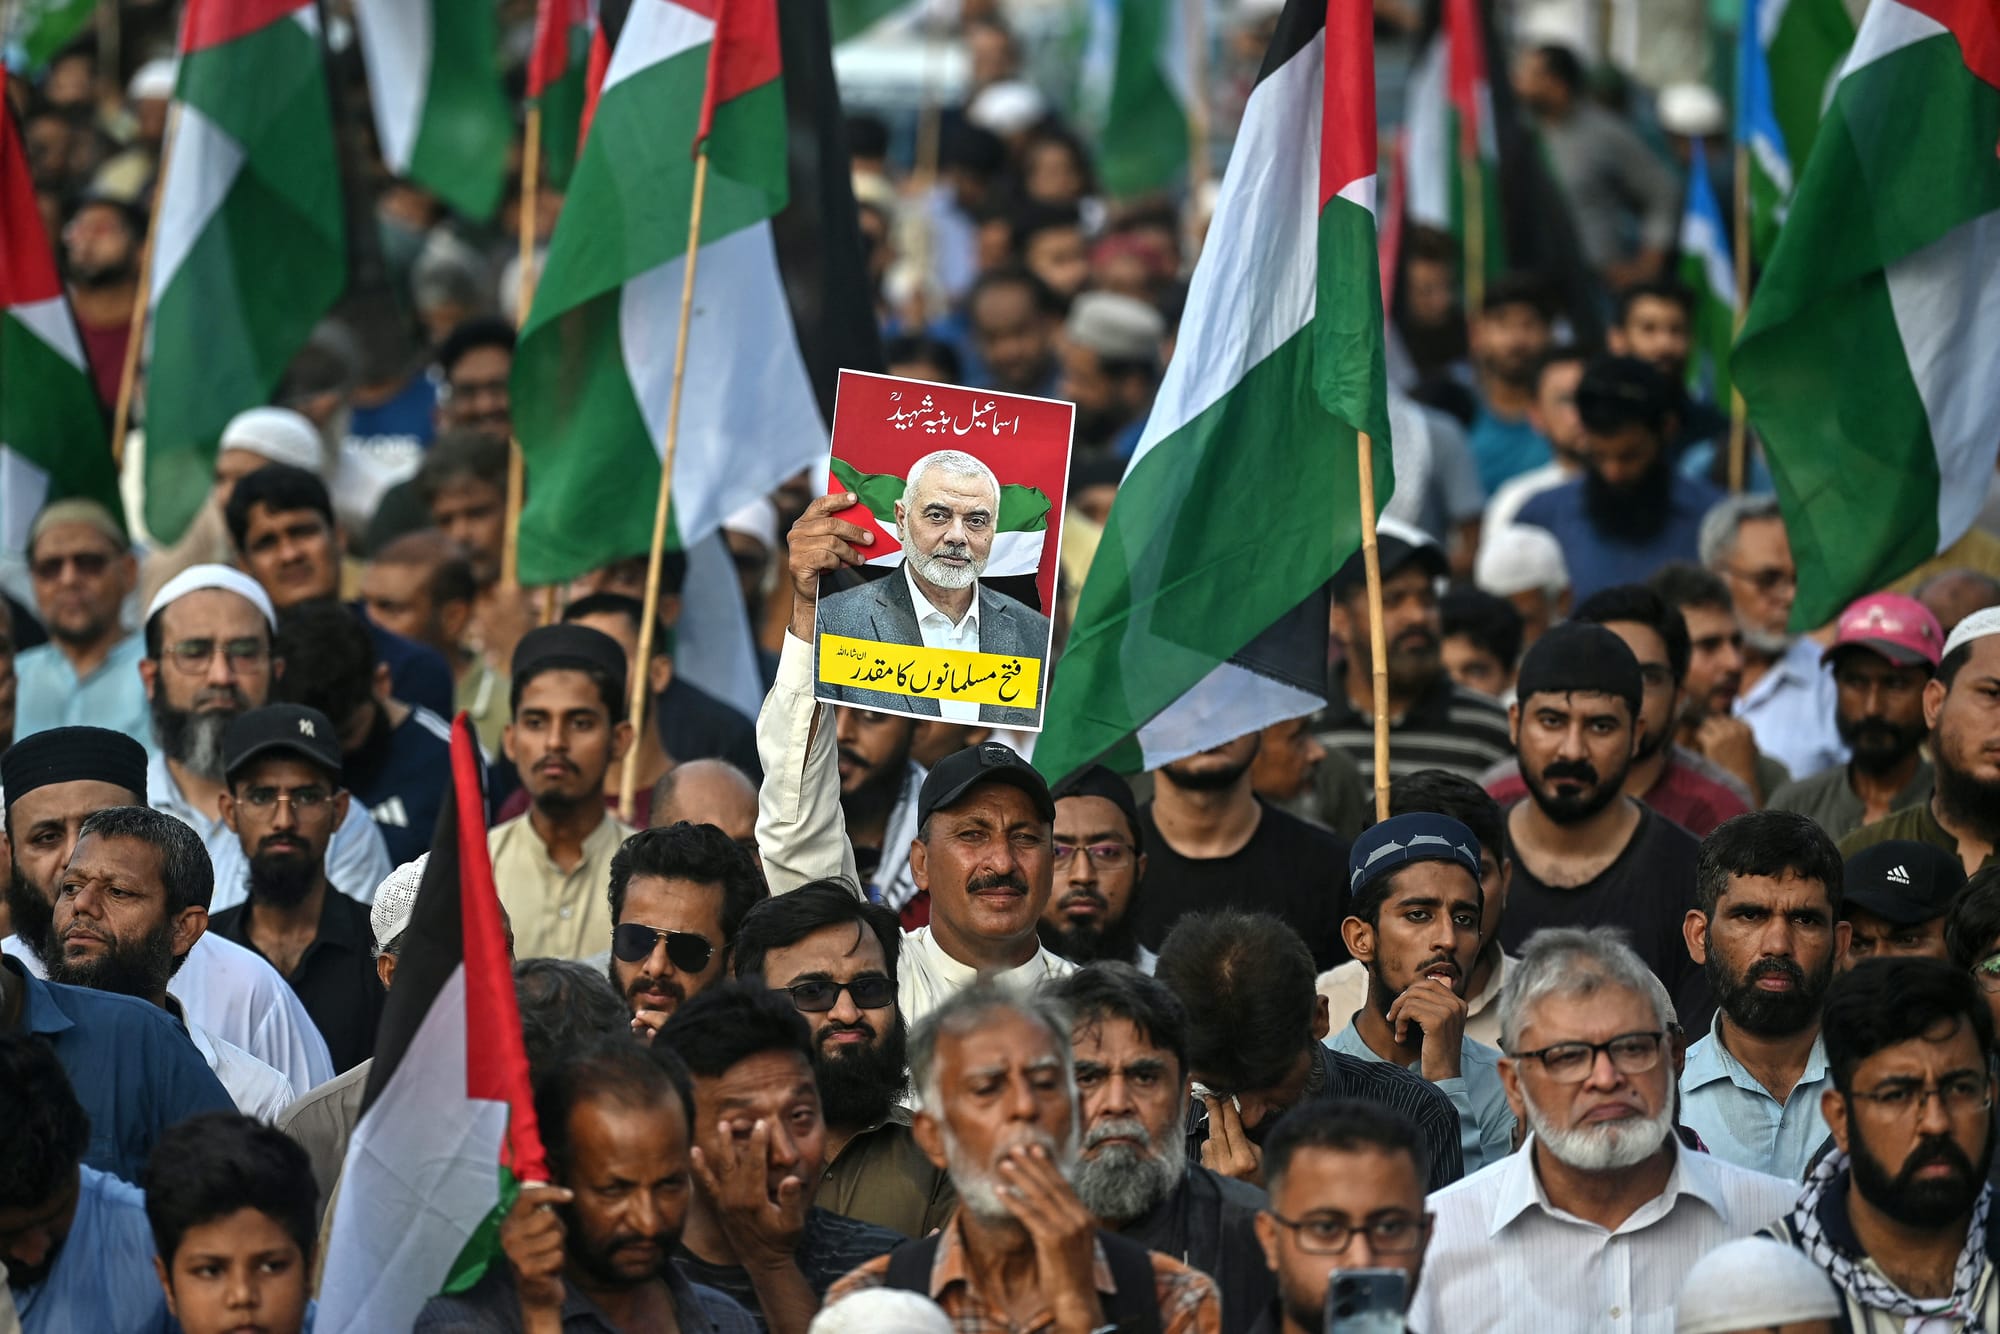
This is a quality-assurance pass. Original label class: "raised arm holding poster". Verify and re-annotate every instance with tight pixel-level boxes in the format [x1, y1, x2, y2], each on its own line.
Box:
[812, 369, 1074, 731]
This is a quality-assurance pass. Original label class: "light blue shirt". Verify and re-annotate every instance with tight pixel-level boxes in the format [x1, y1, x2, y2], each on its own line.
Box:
[1735, 636, 1846, 783]
[11, 632, 151, 749]
[14, 1166, 171, 1334]
[1679, 1012, 1832, 1182]
[1329, 1015, 1518, 1173]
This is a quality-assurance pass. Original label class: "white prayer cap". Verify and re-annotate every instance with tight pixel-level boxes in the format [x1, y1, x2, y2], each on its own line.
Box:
[127, 58, 177, 102]
[1673, 1238, 1839, 1333]
[145, 564, 277, 631]
[723, 497, 780, 552]
[370, 855, 428, 952]
[809, 1289, 953, 1334]
[1476, 526, 1570, 599]
[219, 407, 324, 474]
[1065, 292, 1167, 363]
[1657, 83, 1727, 139]
[966, 80, 1047, 137]
[1943, 605, 2000, 661]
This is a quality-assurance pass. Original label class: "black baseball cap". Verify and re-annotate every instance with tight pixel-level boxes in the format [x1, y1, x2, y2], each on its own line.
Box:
[222, 705, 344, 785]
[1332, 517, 1448, 602]
[917, 742, 1056, 828]
[1842, 840, 1966, 925]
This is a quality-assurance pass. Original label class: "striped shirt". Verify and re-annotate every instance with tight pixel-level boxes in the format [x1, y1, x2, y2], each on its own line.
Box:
[1314, 674, 1514, 789]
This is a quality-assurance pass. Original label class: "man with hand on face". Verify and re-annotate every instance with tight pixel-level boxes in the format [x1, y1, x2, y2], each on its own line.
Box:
[658, 983, 902, 1334]
[733, 882, 955, 1239]
[826, 984, 1222, 1334]
[1651, 562, 1789, 808]
[1840, 841, 1963, 969]
[1051, 964, 1275, 1334]
[1042, 766, 1154, 970]
[1679, 811, 1849, 1180]
[416, 1039, 760, 1334]
[611, 822, 767, 1043]
[1330, 814, 1517, 1173]
[1762, 958, 2000, 1329]
[1253, 1101, 1434, 1334]
[1414, 928, 1796, 1334]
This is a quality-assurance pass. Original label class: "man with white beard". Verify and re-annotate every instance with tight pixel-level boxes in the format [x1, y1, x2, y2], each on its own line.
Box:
[1411, 929, 1796, 1334]
[825, 984, 1221, 1334]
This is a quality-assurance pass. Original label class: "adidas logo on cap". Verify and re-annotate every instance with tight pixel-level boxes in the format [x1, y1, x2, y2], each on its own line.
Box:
[1886, 865, 1911, 886]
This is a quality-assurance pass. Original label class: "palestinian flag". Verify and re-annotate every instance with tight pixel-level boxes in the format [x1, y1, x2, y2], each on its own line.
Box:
[142, 0, 345, 545]
[530, 0, 596, 189]
[1735, 0, 2000, 629]
[1036, 0, 1390, 782]
[1763, 0, 1858, 170]
[352, 0, 512, 220]
[1403, 0, 1500, 293]
[1737, 0, 1793, 263]
[316, 716, 546, 1333]
[1086, 0, 1193, 198]
[511, 0, 877, 586]
[10, 0, 93, 67]
[831, 456, 1053, 600]
[1676, 145, 1736, 405]
[0, 95, 118, 555]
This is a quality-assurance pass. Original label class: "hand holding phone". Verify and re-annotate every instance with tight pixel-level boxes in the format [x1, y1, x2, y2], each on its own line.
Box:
[1323, 1268, 1406, 1334]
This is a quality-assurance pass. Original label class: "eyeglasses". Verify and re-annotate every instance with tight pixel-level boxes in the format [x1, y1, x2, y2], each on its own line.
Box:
[1264, 1211, 1430, 1257]
[1847, 1074, 1993, 1120]
[610, 924, 714, 973]
[1974, 954, 2000, 994]
[1052, 841, 1134, 869]
[1727, 565, 1797, 595]
[164, 637, 269, 675]
[238, 785, 335, 813]
[1510, 1031, 1666, 1083]
[31, 550, 113, 580]
[772, 975, 898, 1013]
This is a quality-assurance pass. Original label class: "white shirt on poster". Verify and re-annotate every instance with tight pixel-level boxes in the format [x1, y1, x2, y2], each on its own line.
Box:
[904, 562, 981, 723]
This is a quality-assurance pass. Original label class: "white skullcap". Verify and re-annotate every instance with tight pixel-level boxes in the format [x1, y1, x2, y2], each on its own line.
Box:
[966, 80, 1047, 136]
[808, 1289, 954, 1334]
[1657, 83, 1727, 138]
[1065, 291, 1167, 363]
[145, 564, 276, 631]
[370, 855, 428, 951]
[1942, 605, 2000, 661]
[127, 58, 177, 101]
[1673, 1238, 1839, 1333]
[219, 407, 323, 474]
[1476, 526, 1570, 599]
[722, 497, 780, 552]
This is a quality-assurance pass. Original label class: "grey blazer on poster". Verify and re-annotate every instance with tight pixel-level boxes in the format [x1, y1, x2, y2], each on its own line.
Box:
[814, 572, 1050, 726]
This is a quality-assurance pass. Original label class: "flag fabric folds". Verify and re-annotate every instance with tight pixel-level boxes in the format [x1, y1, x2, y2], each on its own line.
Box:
[1676, 145, 1737, 406]
[1736, 0, 1793, 263]
[1089, 0, 1193, 198]
[352, 0, 513, 220]
[530, 0, 596, 189]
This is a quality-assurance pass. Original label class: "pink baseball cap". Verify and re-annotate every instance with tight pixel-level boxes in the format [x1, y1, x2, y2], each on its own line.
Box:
[1822, 592, 1944, 668]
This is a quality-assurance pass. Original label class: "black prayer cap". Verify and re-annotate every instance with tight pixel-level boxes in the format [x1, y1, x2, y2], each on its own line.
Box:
[1050, 764, 1144, 853]
[511, 623, 629, 700]
[2, 727, 148, 818]
[1514, 621, 1643, 719]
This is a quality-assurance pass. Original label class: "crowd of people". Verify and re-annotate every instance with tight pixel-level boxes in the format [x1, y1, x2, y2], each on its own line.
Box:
[5, 0, 2000, 1332]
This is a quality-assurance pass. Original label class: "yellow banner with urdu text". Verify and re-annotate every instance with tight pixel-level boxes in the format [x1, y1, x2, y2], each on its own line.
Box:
[817, 634, 1043, 710]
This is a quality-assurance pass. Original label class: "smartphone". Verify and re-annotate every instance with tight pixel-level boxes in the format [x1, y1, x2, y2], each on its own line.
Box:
[1323, 1269, 1406, 1334]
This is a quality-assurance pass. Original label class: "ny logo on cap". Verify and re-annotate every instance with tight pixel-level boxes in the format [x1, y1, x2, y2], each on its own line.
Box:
[299, 719, 317, 738]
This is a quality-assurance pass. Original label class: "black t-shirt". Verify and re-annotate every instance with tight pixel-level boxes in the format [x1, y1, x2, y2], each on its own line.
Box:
[210, 889, 387, 1074]
[1500, 804, 1714, 1031]
[1131, 800, 1352, 970]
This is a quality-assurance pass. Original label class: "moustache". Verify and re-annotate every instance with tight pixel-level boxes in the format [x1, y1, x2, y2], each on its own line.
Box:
[1392, 628, 1438, 653]
[1745, 957, 1806, 988]
[818, 1018, 877, 1048]
[627, 973, 684, 1005]
[257, 836, 310, 856]
[1899, 1135, 1976, 1184]
[194, 686, 249, 712]
[936, 542, 972, 560]
[1058, 888, 1108, 910]
[1083, 1117, 1154, 1152]
[1541, 760, 1600, 785]
[967, 871, 1030, 896]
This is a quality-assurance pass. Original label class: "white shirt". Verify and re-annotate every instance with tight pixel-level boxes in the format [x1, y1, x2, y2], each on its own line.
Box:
[1410, 1134, 1799, 1334]
[3, 931, 334, 1096]
[147, 752, 394, 913]
[185, 1016, 295, 1122]
[898, 926, 1074, 1027]
[904, 561, 982, 723]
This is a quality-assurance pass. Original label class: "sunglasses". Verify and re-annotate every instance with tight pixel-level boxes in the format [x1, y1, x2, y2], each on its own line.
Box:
[772, 975, 898, 1013]
[610, 924, 714, 973]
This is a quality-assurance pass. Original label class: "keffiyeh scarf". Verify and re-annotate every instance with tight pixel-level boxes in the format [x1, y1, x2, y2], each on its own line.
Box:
[1786, 1148, 1991, 1324]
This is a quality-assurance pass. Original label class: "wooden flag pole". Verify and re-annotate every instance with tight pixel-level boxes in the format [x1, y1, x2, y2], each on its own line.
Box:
[1726, 142, 1751, 493]
[907, 29, 944, 327]
[1458, 138, 1484, 319]
[618, 147, 712, 824]
[1356, 431, 1392, 822]
[110, 103, 180, 469]
[502, 104, 542, 596]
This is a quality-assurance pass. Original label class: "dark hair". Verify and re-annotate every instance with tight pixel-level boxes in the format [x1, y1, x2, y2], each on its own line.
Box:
[419, 430, 510, 501]
[272, 599, 380, 735]
[1694, 810, 1844, 919]
[1155, 910, 1316, 1093]
[224, 464, 335, 552]
[514, 958, 631, 1083]
[1440, 588, 1523, 679]
[1532, 43, 1585, 94]
[731, 880, 901, 984]
[1020, 128, 1097, 196]
[1823, 957, 1995, 1093]
[142, 1112, 318, 1266]
[1939, 642, 1979, 690]
[1048, 962, 1190, 1077]
[534, 1038, 697, 1177]
[435, 316, 515, 378]
[845, 113, 890, 160]
[78, 805, 215, 914]
[656, 979, 813, 1080]
[1575, 356, 1675, 439]
[1947, 867, 2000, 971]
[1262, 1098, 1430, 1196]
[1478, 272, 1552, 322]
[969, 265, 1061, 320]
[1649, 561, 1734, 616]
[1615, 279, 1695, 326]
[574, 550, 690, 598]
[882, 334, 964, 383]
[1574, 584, 1691, 686]
[0, 1031, 89, 1208]
[607, 823, 768, 950]
[1534, 344, 1587, 388]
[371, 530, 478, 610]
[941, 122, 1007, 176]
[1386, 769, 1508, 866]
[510, 656, 627, 725]
[562, 592, 670, 664]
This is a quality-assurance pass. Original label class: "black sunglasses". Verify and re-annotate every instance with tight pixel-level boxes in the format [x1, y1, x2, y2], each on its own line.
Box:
[773, 975, 898, 1013]
[611, 924, 715, 973]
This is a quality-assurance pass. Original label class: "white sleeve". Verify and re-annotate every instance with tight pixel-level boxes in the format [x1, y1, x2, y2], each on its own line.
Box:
[754, 632, 862, 896]
[327, 802, 395, 906]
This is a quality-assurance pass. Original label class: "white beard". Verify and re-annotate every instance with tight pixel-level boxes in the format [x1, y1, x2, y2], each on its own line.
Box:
[1520, 1083, 1674, 1172]
[899, 523, 988, 593]
[941, 1123, 1079, 1223]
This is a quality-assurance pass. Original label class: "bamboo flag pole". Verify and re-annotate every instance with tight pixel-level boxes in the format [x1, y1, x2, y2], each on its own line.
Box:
[502, 104, 543, 597]
[110, 103, 180, 469]
[618, 148, 712, 824]
[1459, 137, 1484, 320]
[1355, 431, 1392, 822]
[907, 27, 943, 326]
[1726, 143, 1751, 493]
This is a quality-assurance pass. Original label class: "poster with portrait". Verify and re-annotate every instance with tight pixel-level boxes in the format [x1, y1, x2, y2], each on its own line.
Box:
[812, 369, 1074, 732]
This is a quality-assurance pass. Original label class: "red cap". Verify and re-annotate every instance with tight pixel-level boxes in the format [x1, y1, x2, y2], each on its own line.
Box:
[1823, 592, 1944, 669]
